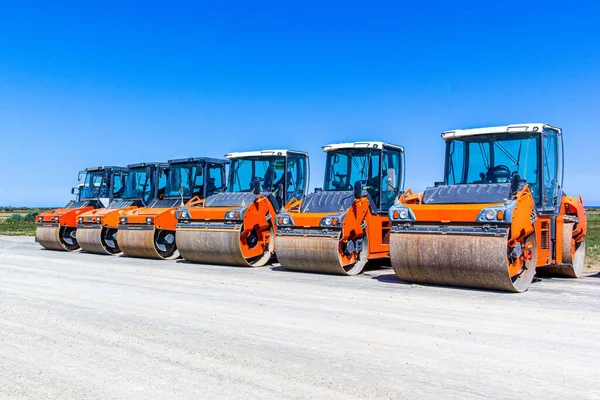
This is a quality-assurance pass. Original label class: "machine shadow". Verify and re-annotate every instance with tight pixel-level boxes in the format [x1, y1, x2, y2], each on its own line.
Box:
[371, 272, 529, 294]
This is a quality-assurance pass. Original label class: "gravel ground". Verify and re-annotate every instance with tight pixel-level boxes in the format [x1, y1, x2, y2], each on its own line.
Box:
[1, 235, 599, 399]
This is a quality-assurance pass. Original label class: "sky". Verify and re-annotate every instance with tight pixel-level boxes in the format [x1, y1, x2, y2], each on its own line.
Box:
[1, 0, 599, 206]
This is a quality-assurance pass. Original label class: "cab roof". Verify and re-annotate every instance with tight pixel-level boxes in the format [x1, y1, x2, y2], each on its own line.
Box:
[85, 166, 127, 172]
[127, 162, 169, 169]
[442, 123, 561, 140]
[322, 141, 404, 152]
[225, 149, 308, 159]
[168, 157, 229, 165]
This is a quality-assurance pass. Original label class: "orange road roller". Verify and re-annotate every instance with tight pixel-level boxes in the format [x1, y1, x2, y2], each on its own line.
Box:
[175, 149, 309, 267]
[76, 162, 168, 255]
[117, 157, 228, 260]
[275, 141, 405, 275]
[388, 123, 586, 292]
[36, 166, 127, 251]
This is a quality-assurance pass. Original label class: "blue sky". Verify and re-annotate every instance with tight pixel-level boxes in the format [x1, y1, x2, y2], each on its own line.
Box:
[1, 1, 599, 206]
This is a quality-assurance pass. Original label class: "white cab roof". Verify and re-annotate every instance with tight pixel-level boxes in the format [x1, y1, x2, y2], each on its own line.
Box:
[225, 149, 307, 159]
[442, 123, 561, 139]
[322, 141, 404, 152]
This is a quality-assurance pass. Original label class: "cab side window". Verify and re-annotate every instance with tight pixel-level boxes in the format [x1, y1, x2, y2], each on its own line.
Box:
[207, 165, 224, 195]
[113, 172, 126, 199]
[542, 129, 561, 209]
[381, 150, 402, 211]
[286, 154, 307, 202]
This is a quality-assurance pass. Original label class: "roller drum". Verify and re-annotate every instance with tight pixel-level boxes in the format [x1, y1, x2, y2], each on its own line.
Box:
[537, 223, 585, 278]
[78, 227, 120, 255]
[390, 232, 536, 292]
[118, 228, 179, 260]
[276, 234, 367, 275]
[177, 228, 249, 266]
[36, 226, 79, 251]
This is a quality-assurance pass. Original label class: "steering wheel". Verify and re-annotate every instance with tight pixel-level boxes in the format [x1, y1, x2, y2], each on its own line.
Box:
[487, 165, 511, 183]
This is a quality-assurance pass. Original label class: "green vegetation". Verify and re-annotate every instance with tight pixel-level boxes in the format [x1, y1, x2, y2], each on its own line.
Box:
[0, 208, 49, 236]
[585, 209, 600, 270]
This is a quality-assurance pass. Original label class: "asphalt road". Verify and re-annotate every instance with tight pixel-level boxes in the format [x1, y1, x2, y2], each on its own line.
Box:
[1, 236, 599, 399]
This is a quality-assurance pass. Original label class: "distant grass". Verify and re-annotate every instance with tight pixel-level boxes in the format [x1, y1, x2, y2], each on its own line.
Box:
[586, 209, 600, 270]
[0, 219, 37, 236]
[0, 208, 49, 236]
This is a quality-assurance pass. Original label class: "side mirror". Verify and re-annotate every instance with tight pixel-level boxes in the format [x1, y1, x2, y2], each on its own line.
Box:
[510, 172, 520, 195]
[252, 179, 261, 195]
[354, 181, 362, 199]
[71, 187, 80, 195]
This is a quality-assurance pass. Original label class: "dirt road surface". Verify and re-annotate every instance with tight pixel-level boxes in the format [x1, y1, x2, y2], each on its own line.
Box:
[1, 236, 599, 399]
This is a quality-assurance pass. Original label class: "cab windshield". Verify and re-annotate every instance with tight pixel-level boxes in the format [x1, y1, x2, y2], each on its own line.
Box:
[165, 163, 204, 198]
[123, 167, 153, 201]
[324, 149, 381, 204]
[445, 133, 540, 200]
[79, 170, 107, 200]
[228, 156, 285, 193]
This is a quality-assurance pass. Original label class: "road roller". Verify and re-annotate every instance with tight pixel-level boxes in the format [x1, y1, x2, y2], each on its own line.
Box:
[77, 162, 169, 255]
[389, 123, 587, 292]
[275, 141, 405, 275]
[175, 149, 309, 267]
[35, 166, 127, 251]
[117, 157, 228, 260]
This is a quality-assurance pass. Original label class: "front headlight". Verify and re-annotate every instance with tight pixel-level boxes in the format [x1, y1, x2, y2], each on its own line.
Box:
[53, 216, 59, 222]
[180, 210, 188, 218]
[227, 211, 235, 219]
[78, 217, 83, 223]
[389, 206, 415, 222]
[276, 214, 295, 227]
[319, 215, 340, 227]
[146, 217, 153, 223]
[476, 204, 513, 223]
[120, 217, 127, 223]
[38, 216, 43, 222]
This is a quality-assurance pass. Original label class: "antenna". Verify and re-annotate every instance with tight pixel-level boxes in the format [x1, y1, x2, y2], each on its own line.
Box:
[179, 184, 184, 206]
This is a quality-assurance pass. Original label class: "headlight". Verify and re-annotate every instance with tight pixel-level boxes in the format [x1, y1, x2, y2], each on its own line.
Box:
[146, 217, 153, 223]
[389, 206, 414, 222]
[485, 210, 496, 220]
[324, 217, 332, 226]
[180, 210, 187, 218]
[38, 216, 43, 222]
[282, 216, 289, 225]
[120, 217, 127, 223]
[53, 216, 59, 221]
[78, 217, 83, 223]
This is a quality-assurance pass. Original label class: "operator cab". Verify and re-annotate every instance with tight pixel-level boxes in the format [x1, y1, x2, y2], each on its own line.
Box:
[304, 142, 405, 213]
[71, 166, 128, 208]
[224, 150, 309, 210]
[441, 123, 563, 210]
[151, 157, 228, 208]
[121, 162, 169, 207]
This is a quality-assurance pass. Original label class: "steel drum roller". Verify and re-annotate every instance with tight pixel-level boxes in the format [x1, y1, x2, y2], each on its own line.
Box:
[537, 223, 585, 278]
[78, 227, 120, 255]
[118, 228, 179, 260]
[36, 226, 80, 251]
[177, 226, 272, 267]
[390, 232, 537, 292]
[276, 234, 368, 275]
